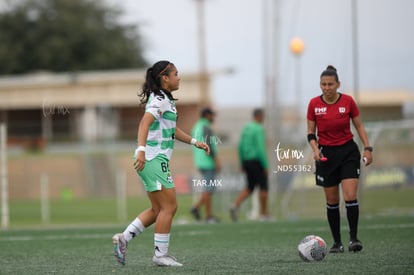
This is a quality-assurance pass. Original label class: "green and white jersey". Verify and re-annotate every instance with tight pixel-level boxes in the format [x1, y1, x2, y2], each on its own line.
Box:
[144, 90, 177, 161]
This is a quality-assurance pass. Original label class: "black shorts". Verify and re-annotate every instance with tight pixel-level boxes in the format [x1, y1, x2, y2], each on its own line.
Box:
[242, 160, 268, 191]
[315, 140, 361, 187]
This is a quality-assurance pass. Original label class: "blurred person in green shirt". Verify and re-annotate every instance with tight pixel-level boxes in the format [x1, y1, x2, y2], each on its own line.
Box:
[190, 107, 221, 223]
[230, 108, 269, 221]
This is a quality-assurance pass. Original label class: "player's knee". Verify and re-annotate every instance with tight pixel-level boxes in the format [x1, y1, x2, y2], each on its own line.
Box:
[245, 189, 253, 195]
[343, 194, 358, 201]
[163, 202, 178, 216]
[325, 195, 340, 205]
[150, 206, 161, 216]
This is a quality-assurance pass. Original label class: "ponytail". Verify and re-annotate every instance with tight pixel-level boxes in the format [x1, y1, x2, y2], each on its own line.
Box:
[139, 60, 177, 104]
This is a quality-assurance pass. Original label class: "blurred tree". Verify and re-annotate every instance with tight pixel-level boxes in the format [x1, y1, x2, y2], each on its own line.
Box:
[0, 0, 147, 74]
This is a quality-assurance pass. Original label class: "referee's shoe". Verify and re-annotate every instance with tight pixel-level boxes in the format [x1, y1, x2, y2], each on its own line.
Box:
[349, 239, 363, 252]
[329, 242, 344, 253]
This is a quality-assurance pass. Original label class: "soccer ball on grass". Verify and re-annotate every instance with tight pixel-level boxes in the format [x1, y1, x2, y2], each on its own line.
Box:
[297, 235, 327, 262]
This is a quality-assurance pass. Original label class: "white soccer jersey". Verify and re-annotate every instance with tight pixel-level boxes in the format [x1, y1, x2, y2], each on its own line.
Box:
[143, 90, 177, 161]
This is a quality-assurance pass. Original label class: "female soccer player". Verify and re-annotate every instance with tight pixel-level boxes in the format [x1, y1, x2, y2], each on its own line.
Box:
[112, 60, 210, 267]
[307, 65, 373, 253]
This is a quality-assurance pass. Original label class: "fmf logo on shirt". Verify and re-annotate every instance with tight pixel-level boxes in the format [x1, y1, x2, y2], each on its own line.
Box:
[339, 107, 346, 114]
[314, 107, 327, 115]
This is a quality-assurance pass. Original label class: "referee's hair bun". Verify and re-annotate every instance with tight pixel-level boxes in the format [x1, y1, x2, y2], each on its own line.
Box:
[326, 65, 337, 72]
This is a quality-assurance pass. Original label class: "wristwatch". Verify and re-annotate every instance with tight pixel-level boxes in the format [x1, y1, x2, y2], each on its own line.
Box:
[364, 146, 373, 152]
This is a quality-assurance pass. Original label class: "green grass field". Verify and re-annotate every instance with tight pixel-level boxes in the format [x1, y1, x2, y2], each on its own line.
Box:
[6, 186, 414, 227]
[0, 216, 413, 274]
[1, 187, 413, 274]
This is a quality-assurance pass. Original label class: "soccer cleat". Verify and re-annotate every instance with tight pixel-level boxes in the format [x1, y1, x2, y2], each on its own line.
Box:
[329, 242, 344, 253]
[229, 207, 238, 222]
[190, 207, 201, 221]
[152, 254, 183, 267]
[112, 233, 128, 265]
[206, 216, 220, 224]
[349, 239, 363, 252]
[259, 215, 272, 222]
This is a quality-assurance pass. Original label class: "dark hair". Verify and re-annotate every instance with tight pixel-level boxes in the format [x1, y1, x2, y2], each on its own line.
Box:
[253, 108, 264, 118]
[139, 60, 177, 104]
[201, 107, 215, 117]
[320, 65, 339, 82]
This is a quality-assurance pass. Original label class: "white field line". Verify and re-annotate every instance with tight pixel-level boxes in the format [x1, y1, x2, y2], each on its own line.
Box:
[0, 222, 412, 242]
[0, 233, 110, 242]
[240, 222, 414, 235]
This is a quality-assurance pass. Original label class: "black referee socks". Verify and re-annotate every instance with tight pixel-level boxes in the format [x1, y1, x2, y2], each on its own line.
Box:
[326, 203, 341, 243]
[345, 200, 359, 241]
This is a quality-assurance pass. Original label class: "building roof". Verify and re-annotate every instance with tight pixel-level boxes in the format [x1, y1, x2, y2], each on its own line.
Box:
[349, 90, 414, 106]
[0, 69, 206, 109]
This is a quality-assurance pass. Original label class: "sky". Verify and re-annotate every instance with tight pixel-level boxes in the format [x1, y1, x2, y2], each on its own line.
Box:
[109, 0, 414, 109]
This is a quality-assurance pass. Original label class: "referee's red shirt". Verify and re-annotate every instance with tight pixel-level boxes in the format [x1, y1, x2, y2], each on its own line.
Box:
[307, 93, 360, 146]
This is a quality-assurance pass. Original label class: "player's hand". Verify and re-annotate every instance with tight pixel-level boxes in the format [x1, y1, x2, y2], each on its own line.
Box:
[313, 149, 322, 161]
[134, 152, 146, 171]
[362, 151, 373, 166]
[194, 141, 210, 155]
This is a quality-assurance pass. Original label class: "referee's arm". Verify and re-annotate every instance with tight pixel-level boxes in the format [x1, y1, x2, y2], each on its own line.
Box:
[307, 119, 321, 161]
